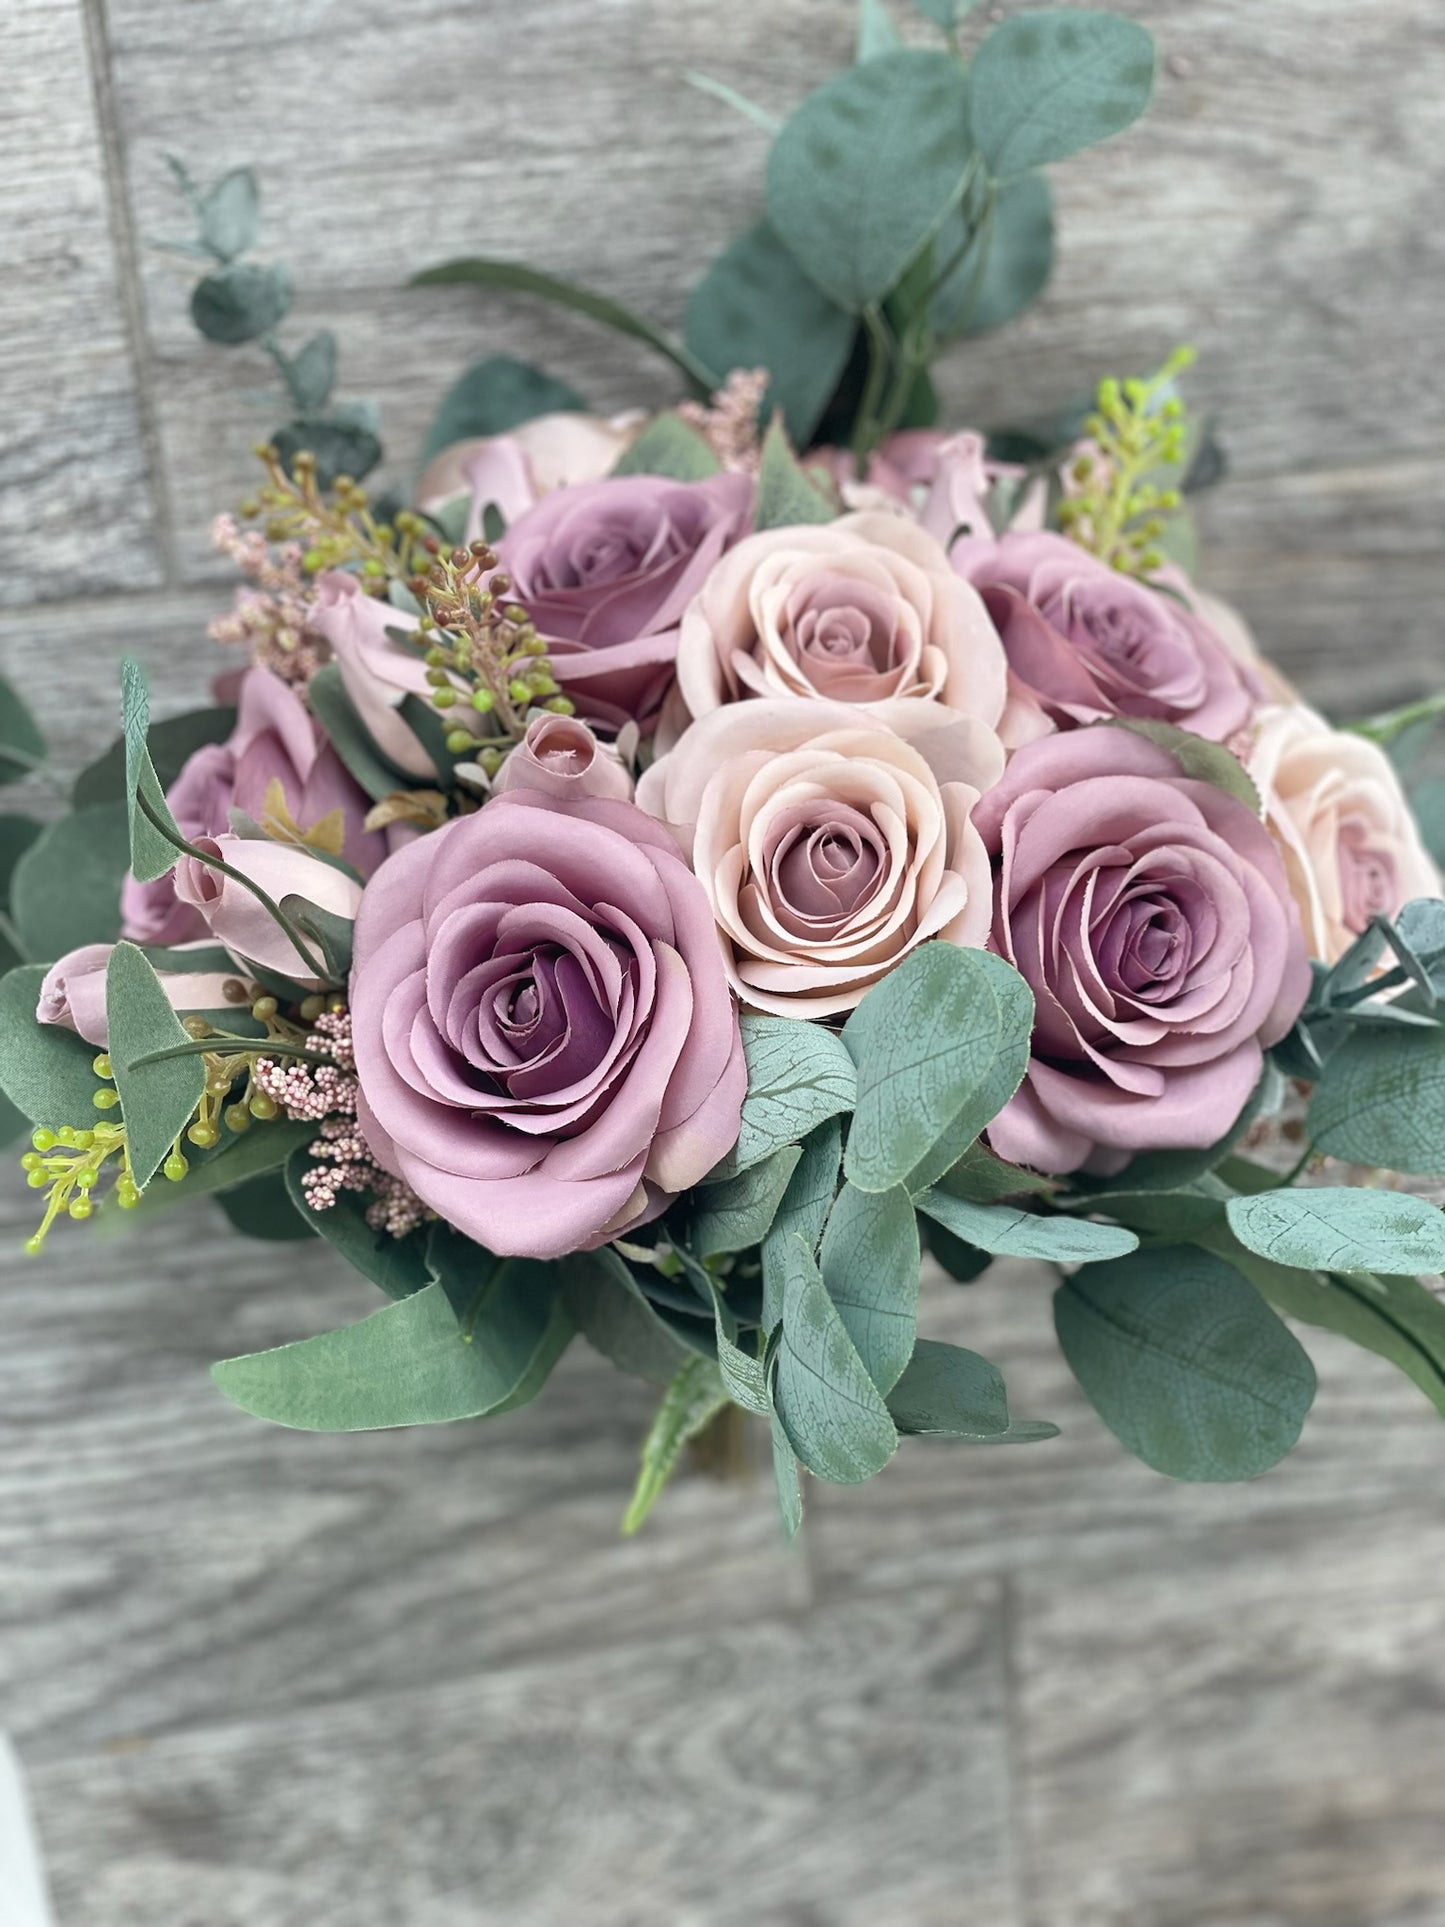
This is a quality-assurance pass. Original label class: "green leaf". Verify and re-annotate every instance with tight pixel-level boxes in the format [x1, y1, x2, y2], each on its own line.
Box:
[970, 9, 1155, 180]
[411, 257, 717, 392]
[121, 658, 184, 885]
[12, 804, 131, 958]
[842, 943, 1033, 1193]
[772, 1235, 898, 1483]
[1211, 1233, 1445, 1418]
[622, 1354, 730, 1534]
[109, 1118, 316, 1229]
[563, 1249, 697, 1384]
[0, 676, 48, 784]
[1226, 1186, 1445, 1277]
[216, 1169, 315, 1241]
[73, 704, 236, 809]
[278, 894, 353, 981]
[1310, 1026, 1445, 1175]
[1410, 777, 1445, 864]
[420, 353, 586, 464]
[886, 1338, 1010, 1437]
[819, 1182, 920, 1394]
[753, 420, 839, 530]
[106, 941, 206, 1189]
[914, 0, 976, 28]
[0, 815, 41, 968]
[683, 72, 782, 136]
[0, 964, 107, 1128]
[305, 663, 413, 804]
[917, 1189, 1138, 1262]
[766, 50, 974, 312]
[922, 1217, 993, 1283]
[932, 172, 1054, 336]
[1076, 1183, 1228, 1242]
[684, 221, 856, 446]
[271, 415, 382, 490]
[212, 1268, 572, 1431]
[770, 1409, 804, 1540]
[611, 413, 722, 481]
[190, 261, 293, 344]
[713, 1015, 857, 1179]
[200, 167, 260, 262]
[1107, 718, 1260, 811]
[283, 1141, 431, 1298]
[857, 0, 904, 60]
[1054, 1247, 1315, 1481]
[761, 1117, 843, 1330]
[931, 1138, 1054, 1205]
[693, 1144, 801, 1260]
[288, 330, 338, 413]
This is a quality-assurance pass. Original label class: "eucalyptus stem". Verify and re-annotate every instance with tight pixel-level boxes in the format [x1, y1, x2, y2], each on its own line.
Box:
[1347, 690, 1445, 746]
[136, 788, 334, 985]
[130, 1035, 318, 1070]
[851, 305, 895, 470]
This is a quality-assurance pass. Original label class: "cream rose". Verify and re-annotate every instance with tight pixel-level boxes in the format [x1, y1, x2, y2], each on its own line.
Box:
[1248, 703, 1443, 963]
[637, 699, 997, 1018]
[670, 512, 1007, 738]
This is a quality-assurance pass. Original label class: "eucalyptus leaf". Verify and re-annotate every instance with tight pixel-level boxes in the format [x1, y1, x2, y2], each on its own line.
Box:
[684, 221, 856, 446]
[283, 1141, 431, 1299]
[1107, 718, 1259, 811]
[120, 658, 183, 885]
[190, 261, 293, 345]
[856, 0, 904, 61]
[216, 1169, 314, 1241]
[200, 167, 260, 262]
[110, 1118, 316, 1228]
[305, 663, 413, 804]
[73, 704, 236, 809]
[932, 172, 1054, 337]
[819, 1182, 920, 1394]
[212, 1269, 572, 1431]
[271, 415, 382, 490]
[886, 1338, 1011, 1437]
[1055, 1246, 1315, 1481]
[411, 257, 716, 391]
[420, 354, 586, 464]
[1226, 1186, 1445, 1277]
[772, 1235, 897, 1482]
[753, 420, 838, 530]
[921, 1218, 992, 1283]
[288, 330, 338, 413]
[0, 964, 108, 1128]
[693, 1144, 801, 1260]
[770, 1409, 804, 1540]
[563, 1248, 695, 1385]
[714, 1015, 857, 1180]
[765, 50, 973, 312]
[971, 9, 1155, 180]
[623, 1355, 730, 1534]
[918, 1189, 1138, 1262]
[0, 676, 48, 784]
[932, 1138, 1054, 1205]
[1310, 1026, 1445, 1175]
[611, 414, 722, 481]
[11, 804, 131, 959]
[761, 1117, 843, 1330]
[913, 0, 976, 27]
[843, 943, 1033, 1193]
[106, 942, 206, 1189]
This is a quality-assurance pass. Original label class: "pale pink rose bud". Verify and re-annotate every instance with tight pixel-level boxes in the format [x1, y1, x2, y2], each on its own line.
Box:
[415, 411, 646, 528]
[491, 714, 634, 804]
[36, 942, 241, 1050]
[173, 836, 363, 989]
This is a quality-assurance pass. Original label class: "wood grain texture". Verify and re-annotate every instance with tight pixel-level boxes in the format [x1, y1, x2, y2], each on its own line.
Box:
[26, 1584, 1016, 1926]
[3, 3, 1445, 1922]
[0, 0, 162, 609]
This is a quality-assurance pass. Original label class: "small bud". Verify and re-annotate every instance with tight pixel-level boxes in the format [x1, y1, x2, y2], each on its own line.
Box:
[251, 996, 278, 1022]
[20, 1152, 41, 1172]
[223, 979, 251, 1004]
[163, 1152, 189, 1182]
[31, 1128, 56, 1152]
[26, 1168, 48, 1189]
[249, 1092, 279, 1121]
[187, 1121, 220, 1149]
[224, 1104, 252, 1134]
[432, 687, 457, 709]
[93, 1089, 120, 1111]
[471, 688, 495, 714]
[544, 696, 576, 716]
[446, 730, 474, 755]
[92, 1053, 113, 1080]
[183, 1015, 213, 1039]
[68, 1198, 93, 1221]
[299, 994, 326, 1022]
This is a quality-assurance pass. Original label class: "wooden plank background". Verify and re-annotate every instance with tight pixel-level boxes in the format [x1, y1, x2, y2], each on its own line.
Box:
[2, 1, 1444, 1920]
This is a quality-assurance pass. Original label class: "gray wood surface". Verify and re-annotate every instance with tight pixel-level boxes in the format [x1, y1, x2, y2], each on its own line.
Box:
[2, 1, 1444, 1921]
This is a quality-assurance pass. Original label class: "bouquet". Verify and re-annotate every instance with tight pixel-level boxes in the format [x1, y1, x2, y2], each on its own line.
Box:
[4, 3, 1445, 1538]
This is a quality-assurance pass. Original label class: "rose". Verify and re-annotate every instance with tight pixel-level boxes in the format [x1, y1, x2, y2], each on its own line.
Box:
[491, 713, 633, 805]
[309, 571, 437, 778]
[173, 837, 364, 990]
[120, 666, 383, 948]
[1248, 703, 1443, 962]
[973, 728, 1310, 1174]
[416, 411, 645, 532]
[670, 512, 1007, 739]
[813, 431, 1047, 540]
[348, 789, 745, 1258]
[37, 942, 242, 1050]
[953, 530, 1258, 744]
[638, 699, 997, 1017]
[496, 472, 754, 734]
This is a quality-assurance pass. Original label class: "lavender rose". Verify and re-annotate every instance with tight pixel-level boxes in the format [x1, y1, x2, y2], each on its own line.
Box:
[121, 665, 383, 948]
[954, 530, 1258, 744]
[348, 789, 746, 1259]
[496, 472, 753, 735]
[974, 729, 1310, 1175]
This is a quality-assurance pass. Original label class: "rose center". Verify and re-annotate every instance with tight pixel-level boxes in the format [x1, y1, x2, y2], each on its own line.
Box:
[1338, 819, 1398, 933]
[789, 575, 901, 681]
[771, 808, 886, 922]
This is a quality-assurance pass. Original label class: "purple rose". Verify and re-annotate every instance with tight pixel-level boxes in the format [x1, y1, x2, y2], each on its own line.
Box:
[497, 472, 754, 734]
[349, 789, 746, 1259]
[121, 666, 383, 947]
[974, 728, 1310, 1175]
[954, 531, 1258, 744]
